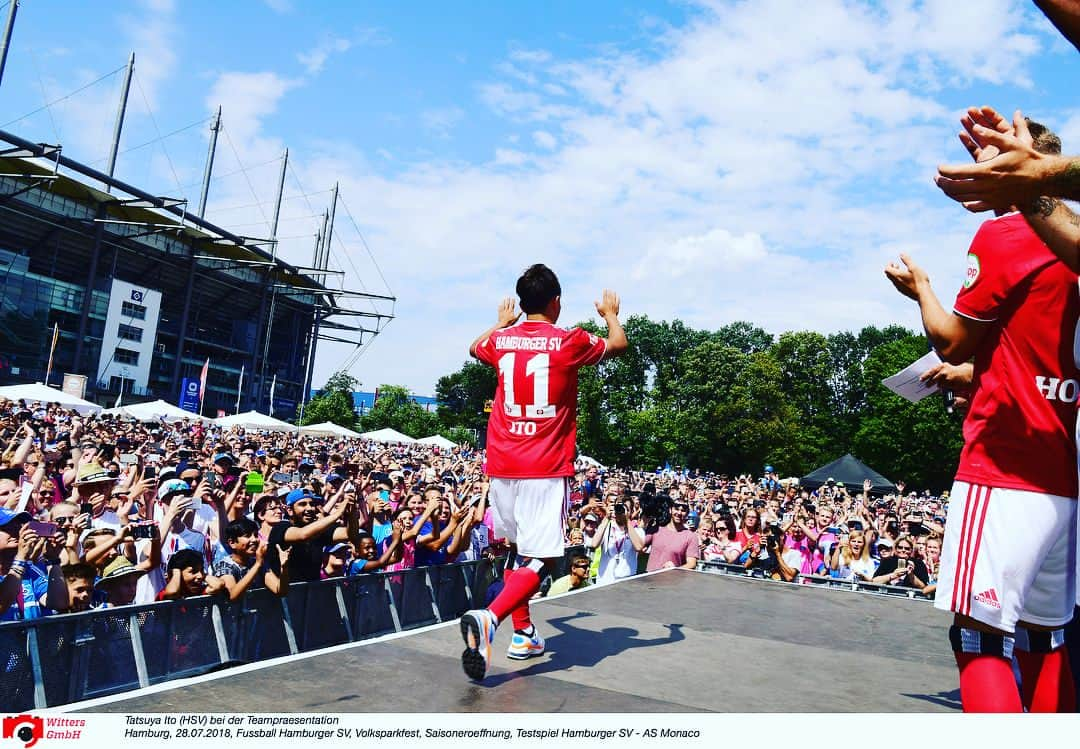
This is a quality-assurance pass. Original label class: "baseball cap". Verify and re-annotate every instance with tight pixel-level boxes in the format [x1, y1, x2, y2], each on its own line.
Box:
[0, 508, 31, 528]
[323, 542, 350, 555]
[582, 513, 599, 523]
[285, 488, 314, 506]
[157, 479, 191, 501]
[764, 465, 774, 473]
[877, 537, 894, 548]
[212, 452, 235, 466]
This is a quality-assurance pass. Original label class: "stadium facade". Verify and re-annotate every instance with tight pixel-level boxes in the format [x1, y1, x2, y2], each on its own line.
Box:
[0, 130, 392, 417]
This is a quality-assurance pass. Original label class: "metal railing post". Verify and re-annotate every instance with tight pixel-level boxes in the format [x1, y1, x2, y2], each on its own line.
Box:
[128, 612, 149, 689]
[25, 625, 47, 709]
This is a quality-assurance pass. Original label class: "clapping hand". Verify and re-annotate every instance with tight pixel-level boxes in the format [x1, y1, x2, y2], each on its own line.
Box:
[496, 298, 521, 328]
[595, 289, 621, 318]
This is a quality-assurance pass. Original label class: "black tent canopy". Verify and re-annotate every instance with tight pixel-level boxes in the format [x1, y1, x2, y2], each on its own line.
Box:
[800, 453, 897, 494]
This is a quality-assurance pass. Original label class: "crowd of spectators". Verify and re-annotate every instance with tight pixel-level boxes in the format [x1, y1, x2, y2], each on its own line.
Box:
[0, 397, 942, 626]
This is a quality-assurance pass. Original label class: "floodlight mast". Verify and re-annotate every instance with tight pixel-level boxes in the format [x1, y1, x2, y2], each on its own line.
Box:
[0, 0, 20, 91]
[257, 148, 289, 412]
[105, 52, 135, 192]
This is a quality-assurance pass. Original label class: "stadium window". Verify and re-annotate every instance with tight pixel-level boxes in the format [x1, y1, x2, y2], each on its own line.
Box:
[114, 347, 139, 366]
[121, 301, 146, 320]
[117, 323, 143, 342]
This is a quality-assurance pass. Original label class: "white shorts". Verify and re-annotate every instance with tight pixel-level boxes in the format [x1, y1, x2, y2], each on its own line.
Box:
[488, 477, 569, 559]
[935, 481, 1077, 631]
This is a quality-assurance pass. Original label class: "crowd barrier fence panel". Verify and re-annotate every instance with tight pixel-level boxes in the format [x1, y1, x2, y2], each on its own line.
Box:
[0, 559, 488, 711]
[2, 556, 932, 710]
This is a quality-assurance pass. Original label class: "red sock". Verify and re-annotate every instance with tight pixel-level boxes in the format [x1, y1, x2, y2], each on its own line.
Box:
[1015, 647, 1075, 713]
[489, 566, 540, 624]
[499, 567, 533, 631]
[955, 652, 1023, 712]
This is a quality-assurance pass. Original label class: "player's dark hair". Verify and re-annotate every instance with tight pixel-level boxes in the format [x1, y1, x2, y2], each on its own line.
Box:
[516, 264, 561, 314]
[1026, 119, 1061, 155]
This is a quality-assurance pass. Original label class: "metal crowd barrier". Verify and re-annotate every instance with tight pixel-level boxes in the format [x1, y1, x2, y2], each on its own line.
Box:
[697, 560, 934, 600]
[0, 560, 498, 711]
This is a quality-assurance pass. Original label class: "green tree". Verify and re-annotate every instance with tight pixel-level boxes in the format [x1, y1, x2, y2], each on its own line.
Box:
[852, 335, 963, 490]
[360, 385, 440, 438]
[714, 321, 774, 353]
[298, 371, 359, 429]
[435, 360, 497, 433]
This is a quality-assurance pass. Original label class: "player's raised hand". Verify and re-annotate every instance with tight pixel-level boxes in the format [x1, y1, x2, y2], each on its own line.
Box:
[884, 254, 928, 301]
[595, 289, 620, 318]
[496, 297, 521, 328]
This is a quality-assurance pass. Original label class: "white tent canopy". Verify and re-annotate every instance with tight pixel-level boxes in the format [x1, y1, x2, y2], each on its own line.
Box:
[102, 399, 211, 423]
[416, 434, 458, 450]
[215, 410, 295, 432]
[299, 421, 362, 439]
[0, 382, 102, 415]
[360, 427, 416, 444]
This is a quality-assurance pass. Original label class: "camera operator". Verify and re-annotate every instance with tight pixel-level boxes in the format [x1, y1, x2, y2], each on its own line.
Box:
[589, 494, 645, 584]
[643, 497, 699, 572]
[744, 522, 799, 582]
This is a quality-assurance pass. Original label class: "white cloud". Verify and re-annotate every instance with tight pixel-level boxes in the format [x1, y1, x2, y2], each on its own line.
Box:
[263, 0, 293, 13]
[298, 0, 1066, 392]
[296, 28, 390, 75]
[532, 130, 556, 149]
[421, 107, 465, 139]
[205, 72, 298, 145]
[297, 37, 353, 75]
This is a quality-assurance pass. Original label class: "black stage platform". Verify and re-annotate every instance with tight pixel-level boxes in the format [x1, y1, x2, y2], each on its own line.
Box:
[74, 570, 960, 713]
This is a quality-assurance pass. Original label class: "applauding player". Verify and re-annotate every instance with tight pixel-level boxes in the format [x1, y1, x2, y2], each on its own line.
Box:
[458, 264, 627, 681]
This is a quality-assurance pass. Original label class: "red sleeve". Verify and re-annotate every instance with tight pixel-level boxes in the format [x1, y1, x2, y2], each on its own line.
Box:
[563, 327, 607, 368]
[953, 215, 1048, 322]
[473, 333, 498, 367]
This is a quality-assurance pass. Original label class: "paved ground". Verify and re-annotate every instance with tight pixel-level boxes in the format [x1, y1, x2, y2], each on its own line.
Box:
[81, 569, 960, 713]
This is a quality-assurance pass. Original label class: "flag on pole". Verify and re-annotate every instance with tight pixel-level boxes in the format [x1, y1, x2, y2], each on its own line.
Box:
[44, 323, 59, 386]
[269, 373, 277, 415]
[235, 364, 244, 415]
[198, 357, 210, 415]
[114, 377, 124, 409]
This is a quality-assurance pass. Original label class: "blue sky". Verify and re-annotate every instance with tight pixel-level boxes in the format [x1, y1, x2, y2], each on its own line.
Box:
[2, 0, 1078, 395]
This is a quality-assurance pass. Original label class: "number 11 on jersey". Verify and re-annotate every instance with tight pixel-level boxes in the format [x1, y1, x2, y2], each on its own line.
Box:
[498, 352, 557, 420]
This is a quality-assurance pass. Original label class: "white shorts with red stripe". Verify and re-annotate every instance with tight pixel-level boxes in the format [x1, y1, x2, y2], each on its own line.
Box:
[488, 477, 570, 559]
[934, 481, 1077, 631]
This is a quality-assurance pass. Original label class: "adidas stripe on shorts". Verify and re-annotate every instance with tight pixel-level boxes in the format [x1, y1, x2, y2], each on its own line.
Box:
[934, 481, 1077, 631]
[488, 477, 570, 559]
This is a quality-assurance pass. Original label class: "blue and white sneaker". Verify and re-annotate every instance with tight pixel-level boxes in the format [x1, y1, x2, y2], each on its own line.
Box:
[460, 608, 498, 681]
[506, 626, 545, 660]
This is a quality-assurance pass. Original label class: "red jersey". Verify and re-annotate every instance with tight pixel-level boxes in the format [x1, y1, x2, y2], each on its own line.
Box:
[952, 212, 1079, 498]
[474, 320, 607, 478]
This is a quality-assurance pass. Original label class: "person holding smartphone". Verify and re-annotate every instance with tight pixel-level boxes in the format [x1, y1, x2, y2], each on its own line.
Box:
[871, 534, 929, 589]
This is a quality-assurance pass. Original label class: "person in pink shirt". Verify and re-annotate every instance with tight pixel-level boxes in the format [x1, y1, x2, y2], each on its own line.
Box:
[644, 500, 698, 572]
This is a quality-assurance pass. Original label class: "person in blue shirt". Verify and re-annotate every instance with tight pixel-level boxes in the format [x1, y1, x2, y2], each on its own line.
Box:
[0, 509, 51, 621]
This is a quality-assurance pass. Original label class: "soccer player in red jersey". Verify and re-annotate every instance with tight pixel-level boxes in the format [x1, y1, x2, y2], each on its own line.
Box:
[886, 118, 1079, 712]
[458, 264, 627, 681]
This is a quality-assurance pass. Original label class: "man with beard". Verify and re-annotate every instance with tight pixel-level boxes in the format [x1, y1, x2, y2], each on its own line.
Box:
[267, 487, 362, 582]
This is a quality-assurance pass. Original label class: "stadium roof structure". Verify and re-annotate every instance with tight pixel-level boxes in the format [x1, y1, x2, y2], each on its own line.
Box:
[0, 128, 395, 411]
[0, 136, 347, 301]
